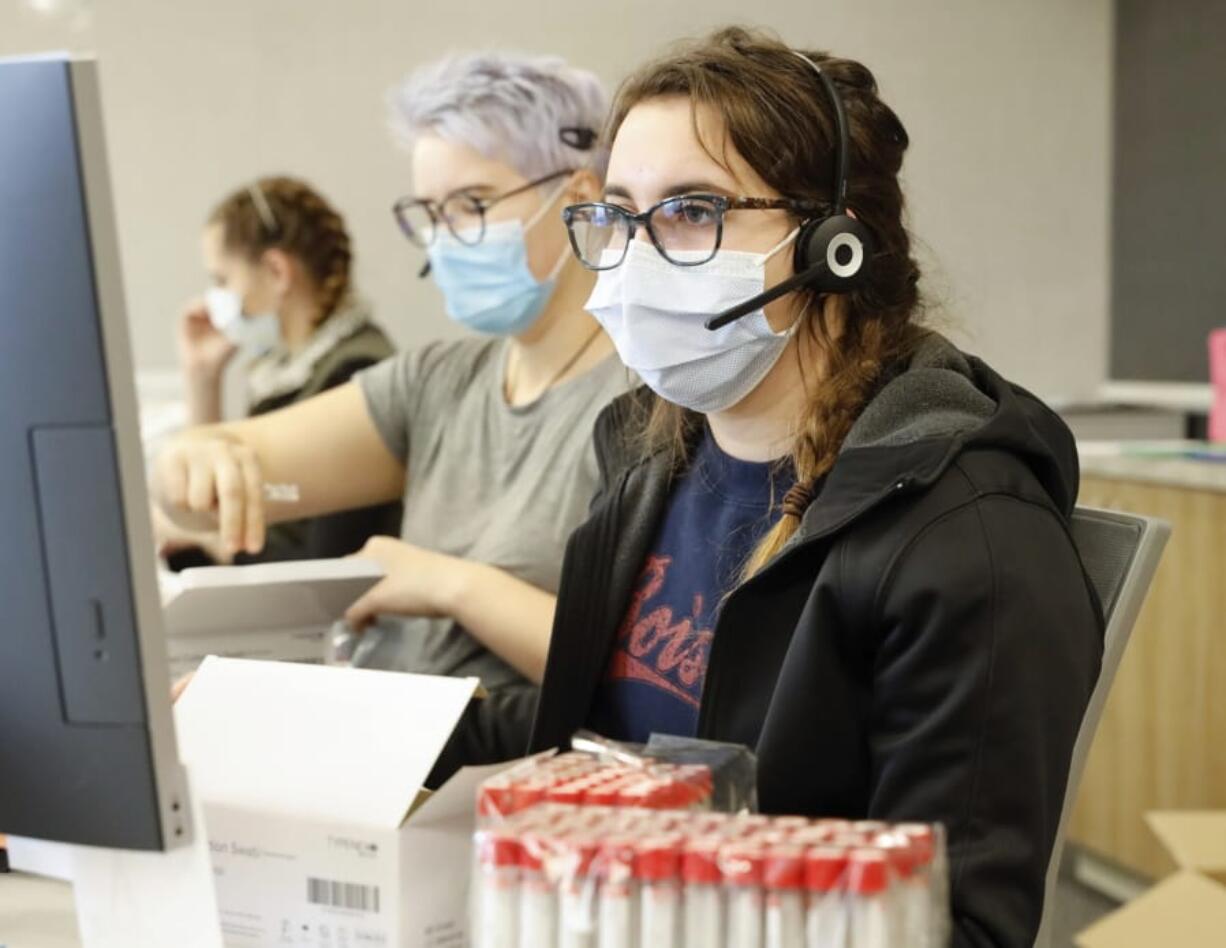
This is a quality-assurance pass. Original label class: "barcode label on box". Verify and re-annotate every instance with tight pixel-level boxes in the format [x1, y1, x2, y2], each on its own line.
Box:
[306, 877, 381, 913]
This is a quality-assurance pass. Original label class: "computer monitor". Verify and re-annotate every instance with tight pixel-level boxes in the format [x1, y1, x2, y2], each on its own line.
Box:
[0, 55, 191, 851]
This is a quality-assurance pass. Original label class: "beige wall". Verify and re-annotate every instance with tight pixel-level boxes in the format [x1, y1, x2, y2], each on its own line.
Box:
[2, 0, 1112, 398]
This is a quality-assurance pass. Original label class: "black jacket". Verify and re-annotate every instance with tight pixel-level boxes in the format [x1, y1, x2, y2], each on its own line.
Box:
[529, 336, 1103, 948]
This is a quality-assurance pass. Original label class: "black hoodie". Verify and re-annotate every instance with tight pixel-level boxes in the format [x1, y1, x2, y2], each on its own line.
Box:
[530, 334, 1104, 948]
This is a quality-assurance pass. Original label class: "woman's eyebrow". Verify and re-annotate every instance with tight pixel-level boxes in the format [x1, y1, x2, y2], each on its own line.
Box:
[603, 179, 737, 206]
[660, 179, 736, 198]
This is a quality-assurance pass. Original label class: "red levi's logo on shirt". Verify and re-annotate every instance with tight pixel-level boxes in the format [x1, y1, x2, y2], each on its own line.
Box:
[605, 555, 714, 709]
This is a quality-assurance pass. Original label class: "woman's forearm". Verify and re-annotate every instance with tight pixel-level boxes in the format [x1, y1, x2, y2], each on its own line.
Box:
[440, 561, 558, 684]
[184, 368, 225, 427]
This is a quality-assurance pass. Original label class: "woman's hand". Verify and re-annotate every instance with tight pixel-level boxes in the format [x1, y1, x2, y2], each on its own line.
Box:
[149, 503, 234, 564]
[152, 434, 266, 557]
[344, 536, 471, 629]
[178, 297, 237, 380]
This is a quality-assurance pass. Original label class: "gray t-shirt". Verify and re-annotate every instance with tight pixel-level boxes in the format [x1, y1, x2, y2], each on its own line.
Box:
[355, 337, 629, 691]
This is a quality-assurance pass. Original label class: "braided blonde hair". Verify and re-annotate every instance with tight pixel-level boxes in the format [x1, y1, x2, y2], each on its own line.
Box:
[209, 176, 354, 322]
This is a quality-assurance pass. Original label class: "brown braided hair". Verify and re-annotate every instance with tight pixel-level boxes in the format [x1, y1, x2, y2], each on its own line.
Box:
[609, 27, 927, 579]
[208, 176, 354, 322]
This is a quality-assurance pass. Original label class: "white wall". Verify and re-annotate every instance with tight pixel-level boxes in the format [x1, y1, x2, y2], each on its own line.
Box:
[2, 0, 1112, 398]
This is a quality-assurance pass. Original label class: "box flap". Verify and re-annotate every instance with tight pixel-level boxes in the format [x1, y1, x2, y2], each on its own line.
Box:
[162, 558, 382, 634]
[175, 657, 480, 828]
[405, 760, 525, 827]
[1076, 870, 1226, 948]
[1146, 811, 1226, 873]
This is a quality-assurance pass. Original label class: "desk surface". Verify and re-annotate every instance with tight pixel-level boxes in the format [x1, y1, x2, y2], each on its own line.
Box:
[0, 874, 80, 948]
[1079, 441, 1226, 493]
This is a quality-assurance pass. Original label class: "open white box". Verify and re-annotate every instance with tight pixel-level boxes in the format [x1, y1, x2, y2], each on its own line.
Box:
[161, 559, 382, 678]
[175, 656, 509, 948]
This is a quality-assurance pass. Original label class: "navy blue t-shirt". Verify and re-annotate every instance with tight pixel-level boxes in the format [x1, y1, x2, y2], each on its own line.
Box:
[588, 429, 794, 743]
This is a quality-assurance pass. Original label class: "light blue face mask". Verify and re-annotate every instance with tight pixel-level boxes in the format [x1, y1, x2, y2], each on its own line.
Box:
[204, 286, 281, 354]
[426, 186, 568, 336]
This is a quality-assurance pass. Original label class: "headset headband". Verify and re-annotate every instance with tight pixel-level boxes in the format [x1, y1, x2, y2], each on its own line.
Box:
[247, 183, 279, 235]
[790, 50, 849, 215]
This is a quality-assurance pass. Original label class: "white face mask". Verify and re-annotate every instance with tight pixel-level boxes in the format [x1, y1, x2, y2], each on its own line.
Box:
[205, 286, 281, 354]
[584, 229, 799, 413]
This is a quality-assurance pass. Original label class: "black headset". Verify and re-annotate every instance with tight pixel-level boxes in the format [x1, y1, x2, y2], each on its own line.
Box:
[704, 51, 873, 332]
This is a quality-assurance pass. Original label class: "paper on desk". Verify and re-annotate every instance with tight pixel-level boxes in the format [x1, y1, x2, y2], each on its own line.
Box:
[173, 656, 481, 826]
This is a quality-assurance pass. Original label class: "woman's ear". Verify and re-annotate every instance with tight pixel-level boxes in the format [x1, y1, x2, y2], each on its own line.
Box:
[566, 168, 603, 204]
[259, 248, 294, 299]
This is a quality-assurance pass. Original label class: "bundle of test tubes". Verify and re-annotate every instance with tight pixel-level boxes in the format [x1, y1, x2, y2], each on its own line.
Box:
[473, 803, 949, 948]
[478, 751, 719, 819]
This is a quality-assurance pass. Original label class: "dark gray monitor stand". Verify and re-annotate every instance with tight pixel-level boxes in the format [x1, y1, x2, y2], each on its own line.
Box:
[0, 54, 222, 946]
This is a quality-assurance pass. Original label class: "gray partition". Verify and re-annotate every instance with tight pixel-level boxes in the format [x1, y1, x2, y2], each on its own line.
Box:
[1109, 0, 1226, 383]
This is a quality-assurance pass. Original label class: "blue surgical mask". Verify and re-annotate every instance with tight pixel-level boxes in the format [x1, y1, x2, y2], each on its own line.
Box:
[426, 186, 567, 336]
[205, 286, 282, 355]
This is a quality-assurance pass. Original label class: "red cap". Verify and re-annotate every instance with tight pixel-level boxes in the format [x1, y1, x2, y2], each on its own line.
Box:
[518, 833, 548, 873]
[720, 844, 765, 887]
[477, 776, 515, 817]
[847, 849, 890, 895]
[616, 780, 655, 808]
[894, 824, 936, 867]
[511, 780, 549, 812]
[477, 831, 522, 869]
[826, 831, 870, 849]
[546, 782, 586, 805]
[634, 836, 682, 882]
[730, 815, 772, 838]
[771, 817, 812, 835]
[599, 836, 637, 884]
[565, 835, 601, 878]
[805, 846, 849, 894]
[583, 776, 630, 806]
[764, 846, 806, 891]
[791, 827, 836, 847]
[871, 832, 917, 878]
[682, 838, 724, 885]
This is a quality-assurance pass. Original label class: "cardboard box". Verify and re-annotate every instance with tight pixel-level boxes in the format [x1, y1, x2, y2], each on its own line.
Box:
[1076, 811, 1226, 947]
[161, 558, 382, 678]
[175, 657, 506, 948]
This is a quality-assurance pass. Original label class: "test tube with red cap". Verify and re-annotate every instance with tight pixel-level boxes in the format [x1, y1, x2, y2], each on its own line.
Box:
[476, 830, 521, 948]
[636, 835, 683, 948]
[682, 837, 724, 948]
[763, 844, 806, 948]
[772, 816, 813, 837]
[804, 845, 849, 948]
[847, 848, 893, 948]
[478, 775, 516, 822]
[560, 835, 600, 948]
[871, 831, 928, 945]
[894, 824, 942, 947]
[722, 842, 766, 948]
[519, 832, 558, 948]
[597, 836, 637, 948]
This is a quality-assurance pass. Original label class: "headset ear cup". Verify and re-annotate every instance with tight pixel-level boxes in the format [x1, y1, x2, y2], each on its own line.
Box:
[794, 215, 873, 293]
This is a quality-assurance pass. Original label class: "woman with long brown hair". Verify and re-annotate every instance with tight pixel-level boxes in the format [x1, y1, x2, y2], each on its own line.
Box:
[530, 27, 1102, 946]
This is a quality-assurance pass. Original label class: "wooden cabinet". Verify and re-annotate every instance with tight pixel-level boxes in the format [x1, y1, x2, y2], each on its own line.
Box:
[1071, 469, 1226, 878]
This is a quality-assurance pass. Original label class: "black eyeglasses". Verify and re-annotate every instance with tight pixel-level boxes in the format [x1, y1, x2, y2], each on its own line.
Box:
[393, 169, 573, 249]
[562, 194, 826, 270]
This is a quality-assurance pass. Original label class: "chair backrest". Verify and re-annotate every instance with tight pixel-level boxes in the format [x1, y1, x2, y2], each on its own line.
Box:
[1034, 506, 1171, 946]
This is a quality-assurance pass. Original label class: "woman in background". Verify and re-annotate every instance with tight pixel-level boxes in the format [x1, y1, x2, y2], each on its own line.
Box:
[163, 177, 401, 566]
[154, 54, 626, 776]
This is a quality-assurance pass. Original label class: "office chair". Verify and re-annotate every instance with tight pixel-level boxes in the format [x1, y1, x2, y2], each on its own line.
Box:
[1034, 506, 1171, 946]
